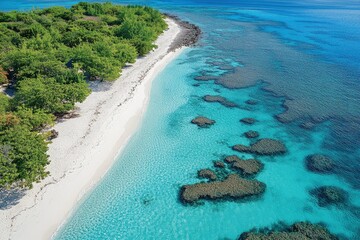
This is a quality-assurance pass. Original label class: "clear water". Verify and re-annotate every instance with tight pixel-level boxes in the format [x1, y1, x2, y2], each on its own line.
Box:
[3, 1, 360, 239]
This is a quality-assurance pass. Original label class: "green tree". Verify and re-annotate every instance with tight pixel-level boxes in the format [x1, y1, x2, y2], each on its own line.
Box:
[0, 67, 8, 84]
[13, 77, 90, 114]
[14, 106, 54, 131]
[0, 125, 49, 188]
[0, 94, 10, 113]
[0, 152, 18, 189]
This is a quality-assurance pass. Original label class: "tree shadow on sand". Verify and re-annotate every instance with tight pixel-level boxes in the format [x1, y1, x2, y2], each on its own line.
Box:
[0, 188, 26, 210]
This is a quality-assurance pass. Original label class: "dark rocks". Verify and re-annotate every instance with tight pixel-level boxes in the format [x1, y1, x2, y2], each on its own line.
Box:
[233, 138, 286, 156]
[239, 222, 338, 240]
[191, 116, 215, 128]
[214, 161, 225, 168]
[240, 118, 256, 125]
[244, 130, 259, 139]
[180, 174, 265, 204]
[165, 14, 201, 51]
[47, 129, 59, 140]
[225, 156, 263, 175]
[245, 99, 258, 105]
[198, 169, 217, 181]
[310, 186, 348, 207]
[203, 95, 238, 108]
[306, 154, 334, 173]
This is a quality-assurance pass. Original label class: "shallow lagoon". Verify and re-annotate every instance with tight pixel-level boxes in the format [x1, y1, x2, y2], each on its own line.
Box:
[4, 0, 360, 239]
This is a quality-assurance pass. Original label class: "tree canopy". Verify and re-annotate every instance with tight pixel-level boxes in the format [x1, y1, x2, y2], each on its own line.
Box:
[0, 2, 167, 188]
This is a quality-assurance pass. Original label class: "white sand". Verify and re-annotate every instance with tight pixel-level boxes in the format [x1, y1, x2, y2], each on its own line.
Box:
[0, 18, 184, 240]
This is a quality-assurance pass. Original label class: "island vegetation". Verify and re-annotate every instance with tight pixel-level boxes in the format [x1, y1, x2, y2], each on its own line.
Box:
[0, 2, 167, 188]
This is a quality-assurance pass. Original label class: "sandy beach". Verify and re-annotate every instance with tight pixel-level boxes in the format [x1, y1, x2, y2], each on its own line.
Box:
[0, 18, 184, 240]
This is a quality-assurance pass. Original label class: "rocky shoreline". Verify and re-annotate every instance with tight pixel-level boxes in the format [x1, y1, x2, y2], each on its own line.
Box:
[164, 13, 202, 51]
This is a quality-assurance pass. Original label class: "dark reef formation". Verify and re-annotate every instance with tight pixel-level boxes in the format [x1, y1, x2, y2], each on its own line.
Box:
[233, 138, 286, 156]
[244, 130, 259, 139]
[225, 156, 263, 176]
[164, 14, 202, 51]
[203, 95, 238, 108]
[214, 161, 225, 168]
[191, 116, 215, 128]
[180, 174, 265, 204]
[240, 118, 256, 125]
[306, 154, 334, 173]
[239, 221, 338, 240]
[197, 169, 217, 181]
[310, 186, 348, 207]
[245, 99, 258, 105]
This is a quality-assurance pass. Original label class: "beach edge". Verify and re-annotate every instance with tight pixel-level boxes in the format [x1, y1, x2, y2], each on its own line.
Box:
[0, 17, 190, 240]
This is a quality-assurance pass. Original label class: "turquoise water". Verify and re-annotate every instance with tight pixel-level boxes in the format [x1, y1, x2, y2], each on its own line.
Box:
[4, 1, 360, 239]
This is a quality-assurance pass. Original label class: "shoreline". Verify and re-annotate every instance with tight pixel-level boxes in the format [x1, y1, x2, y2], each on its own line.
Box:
[0, 18, 188, 240]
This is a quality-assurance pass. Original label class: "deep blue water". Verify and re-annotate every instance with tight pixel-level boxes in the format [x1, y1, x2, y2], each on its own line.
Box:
[3, 0, 360, 239]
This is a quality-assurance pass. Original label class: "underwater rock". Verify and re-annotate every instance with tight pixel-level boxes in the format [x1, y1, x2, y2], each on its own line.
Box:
[225, 155, 263, 175]
[239, 221, 338, 240]
[203, 95, 238, 108]
[198, 169, 217, 181]
[244, 130, 259, 139]
[180, 174, 265, 204]
[306, 154, 334, 173]
[233, 138, 286, 155]
[191, 116, 215, 128]
[214, 161, 225, 168]
[240, 118, 256, 125]
[232, 144, 251, 152]
[310, 186, 348, 207]
[245, 99, 258, 105]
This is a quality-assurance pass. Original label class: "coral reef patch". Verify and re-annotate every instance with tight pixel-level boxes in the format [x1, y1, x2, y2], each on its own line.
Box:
[306, 154, 334, 173]
[191, 116, 215, 128]
[180, 174, 265, 204]
[225, 156, 263, 176]
[197, 169, 217, 181]
[310, 186, 348, 207]
[233, 138, 286, 156]
[214, 161, 225, 168]
[203, 95, 238, 108]
[244, 130, 259, 139]
[240, 118, 256, 125]
[239, 221, 339, 240]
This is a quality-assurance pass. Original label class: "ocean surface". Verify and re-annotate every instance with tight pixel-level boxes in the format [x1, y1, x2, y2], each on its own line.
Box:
[3, 0, 360, 239]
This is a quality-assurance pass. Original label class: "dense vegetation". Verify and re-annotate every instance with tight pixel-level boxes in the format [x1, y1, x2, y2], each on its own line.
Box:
[0, 2, 167, 188]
